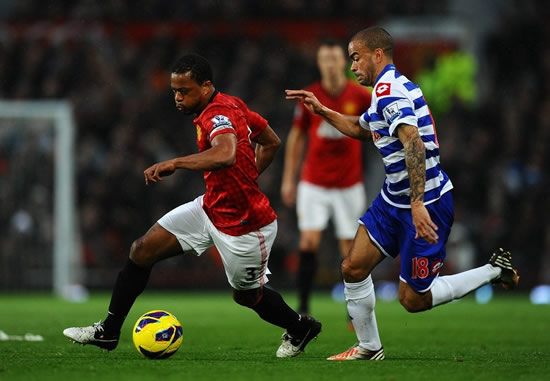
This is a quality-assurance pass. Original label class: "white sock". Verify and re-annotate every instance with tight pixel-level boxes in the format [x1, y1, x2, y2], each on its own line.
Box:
[431, 264, 501, 307]
[344, 275, 382, 351]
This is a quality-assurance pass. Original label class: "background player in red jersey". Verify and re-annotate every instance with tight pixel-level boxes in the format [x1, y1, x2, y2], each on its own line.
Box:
[63, 53, 321, 358]
[281, 40, 371, 315]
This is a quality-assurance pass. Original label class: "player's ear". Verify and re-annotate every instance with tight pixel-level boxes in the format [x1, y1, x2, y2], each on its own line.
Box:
[202, 80, 212, 96]
[375, 48, 385, 62]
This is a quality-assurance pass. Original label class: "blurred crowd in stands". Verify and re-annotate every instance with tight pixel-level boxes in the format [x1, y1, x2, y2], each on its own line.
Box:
[1, 0, 548, 289]
[1, 0, 445, 21]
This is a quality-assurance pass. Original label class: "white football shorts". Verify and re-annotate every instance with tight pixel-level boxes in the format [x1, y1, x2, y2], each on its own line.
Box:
[297, 181, 366, 240]
[157, 195, 276, 290]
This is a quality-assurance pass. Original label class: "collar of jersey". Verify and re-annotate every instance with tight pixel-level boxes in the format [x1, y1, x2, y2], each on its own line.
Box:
[374, 64, 395, 86]
[207, 89, 219, 105]
[194, 90, 220, 121]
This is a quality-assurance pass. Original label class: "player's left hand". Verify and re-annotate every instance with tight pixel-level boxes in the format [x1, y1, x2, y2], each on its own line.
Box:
[411, 202, 439, 244]
[144, 160, 176, 185]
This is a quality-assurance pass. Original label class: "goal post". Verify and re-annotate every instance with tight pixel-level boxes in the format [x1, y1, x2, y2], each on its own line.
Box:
[0, 100, 84, 300]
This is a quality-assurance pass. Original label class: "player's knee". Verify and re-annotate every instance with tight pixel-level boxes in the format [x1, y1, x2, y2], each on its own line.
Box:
[299, 234, 320, 252]
[129, 237, 154, 267]
[299, 242, 318, 252]
[341, 259, 366, 283]
[232, 288, 261, 307]
[399, 293, 430, 313]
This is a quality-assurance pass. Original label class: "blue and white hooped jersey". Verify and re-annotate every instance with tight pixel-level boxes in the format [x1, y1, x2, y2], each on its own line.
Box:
[359, 64, 453, 208]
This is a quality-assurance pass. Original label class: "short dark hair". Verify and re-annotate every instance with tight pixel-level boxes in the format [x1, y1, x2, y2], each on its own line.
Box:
[171, 53, 213, 84]
[318, 38, 346, 52]
[351, 27, 394, 58]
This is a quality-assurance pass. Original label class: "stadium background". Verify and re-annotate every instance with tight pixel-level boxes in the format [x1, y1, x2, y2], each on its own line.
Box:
[0, 0, 548, 294]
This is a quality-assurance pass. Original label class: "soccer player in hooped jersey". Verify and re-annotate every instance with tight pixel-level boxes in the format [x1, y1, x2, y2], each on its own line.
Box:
[286, 27, 519, 360]
[63, 54, 321, 358]
[281, 40, 371, 316]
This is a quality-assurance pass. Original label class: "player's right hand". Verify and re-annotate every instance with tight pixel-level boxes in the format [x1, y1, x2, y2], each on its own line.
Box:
[285, 89, 324, 115]
[144, 160, 176, 185]
[280, 180, 297, 207]
[411, 202, 439, 244]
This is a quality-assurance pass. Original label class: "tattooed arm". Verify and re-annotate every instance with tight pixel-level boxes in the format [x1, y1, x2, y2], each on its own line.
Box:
[397, 124, 439, 244]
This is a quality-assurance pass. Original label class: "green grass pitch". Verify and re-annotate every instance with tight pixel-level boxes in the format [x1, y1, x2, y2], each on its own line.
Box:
[0, 291, 548, 381]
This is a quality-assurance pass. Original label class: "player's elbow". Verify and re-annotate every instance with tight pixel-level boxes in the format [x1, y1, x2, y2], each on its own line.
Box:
[218, 152, 236, 168]
[352, 128, 371, 141]
[273, 140, 282, 154]
[255, 125, 281, 152]
[272, 134, 282, 149]
[263, 134, 281, 152]
[212, 145, 236, 169]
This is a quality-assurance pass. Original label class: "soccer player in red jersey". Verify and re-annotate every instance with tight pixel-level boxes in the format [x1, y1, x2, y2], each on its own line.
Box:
[281, 40, 371, 315]
[63, 54, 321, 358]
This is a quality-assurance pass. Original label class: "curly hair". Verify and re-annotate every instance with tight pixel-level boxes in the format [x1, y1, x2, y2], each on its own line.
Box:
[171, 53, 213, 84]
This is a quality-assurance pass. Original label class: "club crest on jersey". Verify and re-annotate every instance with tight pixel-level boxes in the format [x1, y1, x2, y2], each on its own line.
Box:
[383, 102, 402, 124]
[375, 82, 391, 97]
[195, 125, 202, 141]
[343, 102, 357, 115]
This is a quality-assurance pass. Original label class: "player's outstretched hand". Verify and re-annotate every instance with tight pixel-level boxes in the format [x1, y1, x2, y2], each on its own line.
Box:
[144, 160, 176, 185]
[411, 202, 439, 244]
[285, 89, 324, 115]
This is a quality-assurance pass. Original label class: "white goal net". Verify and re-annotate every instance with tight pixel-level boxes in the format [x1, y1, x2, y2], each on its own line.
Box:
[0, 101, 85, 300]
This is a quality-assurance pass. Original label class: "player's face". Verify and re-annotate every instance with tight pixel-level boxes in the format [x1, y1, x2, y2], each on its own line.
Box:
[171, 72, 209, 115]
[348, 40, 377, 87]
[317, 45, 347, 79]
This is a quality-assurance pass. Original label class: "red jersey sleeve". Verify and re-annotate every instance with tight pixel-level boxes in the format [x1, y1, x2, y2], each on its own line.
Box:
[200, 106, 238, 142]
[247, 108, 268, 139]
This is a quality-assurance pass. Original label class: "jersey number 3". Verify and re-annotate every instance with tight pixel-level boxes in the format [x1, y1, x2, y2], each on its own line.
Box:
[245, 267, 257, 281]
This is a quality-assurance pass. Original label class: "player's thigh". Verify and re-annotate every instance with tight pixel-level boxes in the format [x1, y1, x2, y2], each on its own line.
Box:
[342, 224, 385, 282]
[130, 223, 183, 266]
[397, 193, 453, 293]
[156, 195, 214, 256]
[398, 279, 432, 312]
[297, 182, 330, 232]
[398, 237, 447, 293]
[212, 219, 277, 290]
[338, 238, 354, 259]
[358, 194, 400, 259]
[331, 183, 366, 240]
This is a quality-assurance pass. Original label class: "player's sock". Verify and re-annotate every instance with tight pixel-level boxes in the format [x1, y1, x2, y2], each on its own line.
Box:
[342, 273, 354, 330]
[297, 250, 317, 314]
[103, 258, 152, 333]
[344, 275, 382, 351]
[431, 264, 501, 307]
[251, 286, 304, 335]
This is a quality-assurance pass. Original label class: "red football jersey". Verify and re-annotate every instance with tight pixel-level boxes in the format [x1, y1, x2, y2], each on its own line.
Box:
[293, 81, 371, 188]
[193, 92, 277, 236]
